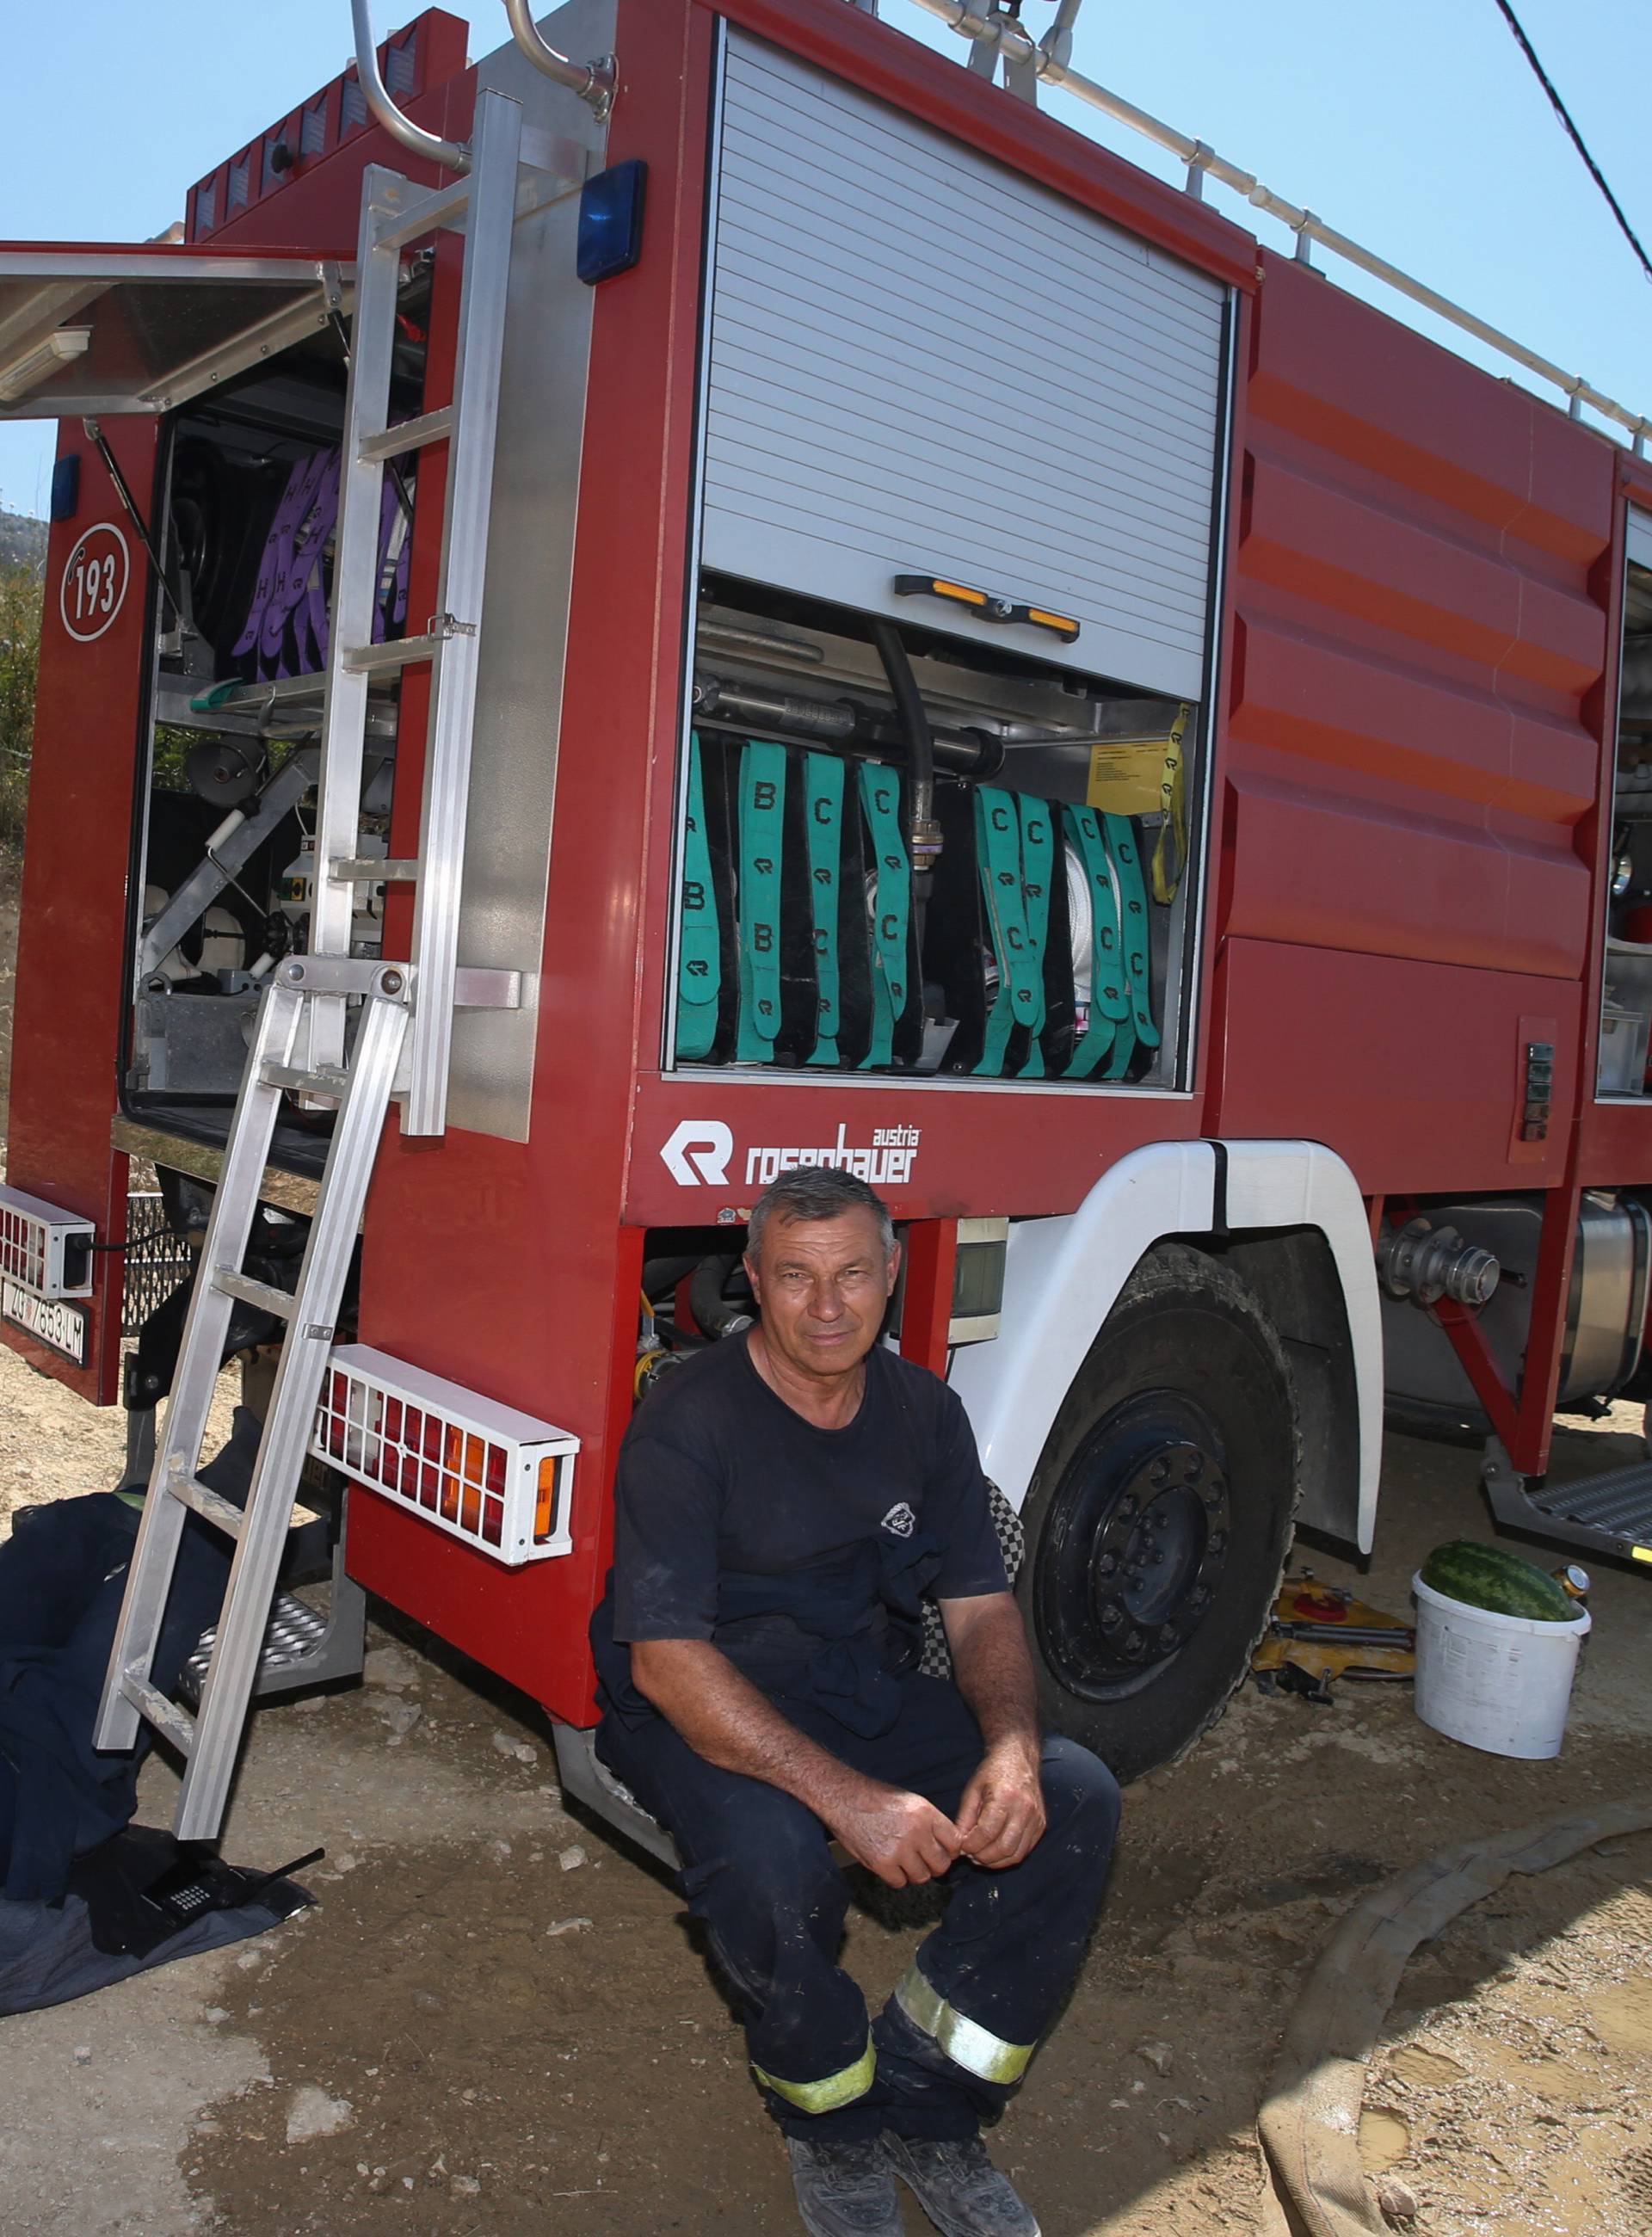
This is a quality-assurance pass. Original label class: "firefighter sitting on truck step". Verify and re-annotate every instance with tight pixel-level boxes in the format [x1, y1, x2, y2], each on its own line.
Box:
[591, 1165, 1119, 2237]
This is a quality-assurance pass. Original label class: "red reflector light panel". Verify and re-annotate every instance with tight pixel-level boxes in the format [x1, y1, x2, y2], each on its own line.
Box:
[0, 1184, 95, 1299]
[313, 1345, 576, 1566]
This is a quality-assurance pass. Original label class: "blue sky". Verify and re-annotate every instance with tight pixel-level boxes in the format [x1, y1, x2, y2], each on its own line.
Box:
[2, 0, 1648, 515]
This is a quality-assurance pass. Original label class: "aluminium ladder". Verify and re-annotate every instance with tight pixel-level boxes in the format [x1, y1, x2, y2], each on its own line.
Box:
[95, 89, 528, 1843]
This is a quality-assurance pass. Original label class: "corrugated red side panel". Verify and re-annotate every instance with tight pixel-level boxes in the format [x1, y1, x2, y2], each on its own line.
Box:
[185, 11, 471, 249]
[1211, 252, 1617, 1192]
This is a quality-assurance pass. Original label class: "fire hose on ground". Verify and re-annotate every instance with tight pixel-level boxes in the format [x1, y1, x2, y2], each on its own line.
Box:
[1256, 1799, 1652, 2235]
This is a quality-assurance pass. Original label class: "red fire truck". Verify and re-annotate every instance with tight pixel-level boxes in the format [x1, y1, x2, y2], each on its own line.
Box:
[1, 0, 1648, 1846]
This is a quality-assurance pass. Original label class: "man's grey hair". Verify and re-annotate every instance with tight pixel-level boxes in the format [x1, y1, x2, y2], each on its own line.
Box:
[746, 1165, 896, 1264]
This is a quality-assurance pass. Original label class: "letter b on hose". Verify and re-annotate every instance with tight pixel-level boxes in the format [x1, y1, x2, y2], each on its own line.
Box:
[661, 1120, 734, 1186]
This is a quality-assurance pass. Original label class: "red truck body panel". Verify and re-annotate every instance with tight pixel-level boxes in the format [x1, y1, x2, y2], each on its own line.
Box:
[1213, 254, 1614, 1195]
[6, 1, 1647, 1708]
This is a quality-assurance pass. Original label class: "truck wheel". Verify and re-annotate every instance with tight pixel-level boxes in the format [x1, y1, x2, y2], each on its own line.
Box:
[1017, 1242, 1299, 1784]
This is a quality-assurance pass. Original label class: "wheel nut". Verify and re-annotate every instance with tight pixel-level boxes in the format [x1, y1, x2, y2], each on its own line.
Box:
[1125, 1630, 1145, 1659]
[1100, 1601, 1123, 1630]
[1097, 1551, 1118, 1576]
[1208, 1531, 1227, 1556]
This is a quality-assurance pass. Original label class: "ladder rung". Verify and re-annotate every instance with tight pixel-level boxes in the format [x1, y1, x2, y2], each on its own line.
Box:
[170, 1476, 247, 1539]
[342, 632, 447, 676]
[330, 857, 419, 882]
[261, 1062, 351, 1100]
[211, 1269, 296, 1320]
[371, 173, 472, 254]
[121, 1673, 196, 1758]
[359, 406, 453, 461]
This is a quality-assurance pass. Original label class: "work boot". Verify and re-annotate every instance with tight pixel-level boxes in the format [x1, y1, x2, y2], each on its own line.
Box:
[880, 2131, 1041, 2237]
[786, 2135, 903, 2237]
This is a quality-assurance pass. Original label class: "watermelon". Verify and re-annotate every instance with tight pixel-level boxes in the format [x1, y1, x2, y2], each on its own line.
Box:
[1419, 1541, 1576, 1623]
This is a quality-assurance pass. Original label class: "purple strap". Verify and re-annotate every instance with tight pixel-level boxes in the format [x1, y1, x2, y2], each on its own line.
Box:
[256, 449, 327, 674]
[371, 474, 403, 644]
[292, 453, 342, 675]
[231, 445, 413, 678]
[232, 453, 316, 662]
[391, 502, 411, 628]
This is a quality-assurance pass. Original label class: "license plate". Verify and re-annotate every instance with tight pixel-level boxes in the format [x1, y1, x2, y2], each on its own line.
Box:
[2, 1278, 89, 1365]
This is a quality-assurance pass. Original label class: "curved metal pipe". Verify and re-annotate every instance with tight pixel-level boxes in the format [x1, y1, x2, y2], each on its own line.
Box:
[502, 0, 617, 117]
[350, 0, 471, 172]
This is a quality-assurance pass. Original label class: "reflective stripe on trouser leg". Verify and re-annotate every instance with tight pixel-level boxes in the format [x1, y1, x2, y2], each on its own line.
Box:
[752, 2031, 877, 2114]
[894, 1962, 1036, 2086]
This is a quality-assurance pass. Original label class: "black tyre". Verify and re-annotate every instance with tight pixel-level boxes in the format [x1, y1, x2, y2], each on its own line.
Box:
[1017, 1242, 1299, 1783]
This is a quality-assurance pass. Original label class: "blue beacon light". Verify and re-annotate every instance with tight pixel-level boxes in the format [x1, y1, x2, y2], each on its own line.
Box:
[576, 159, 647, 285]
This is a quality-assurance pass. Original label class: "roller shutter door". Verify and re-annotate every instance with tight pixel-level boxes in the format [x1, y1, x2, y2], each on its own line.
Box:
[701, 34, 1229, 699]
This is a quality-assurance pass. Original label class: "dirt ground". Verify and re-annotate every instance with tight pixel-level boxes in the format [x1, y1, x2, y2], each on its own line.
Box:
[1, 1353, 1649, 2237]
[0, 867, 1649, 2235]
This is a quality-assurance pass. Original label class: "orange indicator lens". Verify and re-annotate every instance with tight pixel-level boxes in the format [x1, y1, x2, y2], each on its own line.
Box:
[534, 1456, 559, 1541]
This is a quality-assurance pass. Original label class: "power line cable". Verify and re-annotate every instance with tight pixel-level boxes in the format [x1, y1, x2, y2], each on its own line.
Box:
[1489, 0, 1652, 284]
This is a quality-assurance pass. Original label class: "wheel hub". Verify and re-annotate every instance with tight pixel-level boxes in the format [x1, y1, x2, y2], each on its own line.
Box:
[1037, 1394, 1234, 1700]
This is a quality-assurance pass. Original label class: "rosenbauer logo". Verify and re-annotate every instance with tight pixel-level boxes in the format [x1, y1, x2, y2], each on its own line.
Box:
[659, 1122, 734, 1187]
[659, 1118, 922, 1192]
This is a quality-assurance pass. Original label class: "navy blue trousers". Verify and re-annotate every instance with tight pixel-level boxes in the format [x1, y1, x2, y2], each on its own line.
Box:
[598, 1672, 1119, 2141]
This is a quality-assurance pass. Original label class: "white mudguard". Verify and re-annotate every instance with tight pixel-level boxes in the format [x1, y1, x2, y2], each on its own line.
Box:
[948, 1139, 1382, 1552]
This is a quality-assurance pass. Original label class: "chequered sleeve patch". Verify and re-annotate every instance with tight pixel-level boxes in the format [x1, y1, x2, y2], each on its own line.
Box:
[919, 1482, 1026, 1681]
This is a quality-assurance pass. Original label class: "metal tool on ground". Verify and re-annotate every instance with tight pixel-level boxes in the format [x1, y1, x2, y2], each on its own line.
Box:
[1252, 1575, 1416, 1704]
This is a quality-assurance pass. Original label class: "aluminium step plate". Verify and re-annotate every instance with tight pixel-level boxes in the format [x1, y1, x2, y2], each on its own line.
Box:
[1528, 1457, 1652, 1542]
[178, 1590, 330, 1708]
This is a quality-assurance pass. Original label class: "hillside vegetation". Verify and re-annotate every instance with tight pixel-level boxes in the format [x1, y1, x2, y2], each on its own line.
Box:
[0, 508, 46, 571]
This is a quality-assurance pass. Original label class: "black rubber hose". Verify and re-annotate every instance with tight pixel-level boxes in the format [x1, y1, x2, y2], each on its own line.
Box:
[870, 618, 935, 840]
[640, 1254, 702, 1303]
[690, 1253, 753, 1339]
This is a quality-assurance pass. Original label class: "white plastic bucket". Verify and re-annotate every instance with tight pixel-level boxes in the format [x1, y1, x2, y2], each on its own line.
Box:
[1412, 1573, 1590, 1760]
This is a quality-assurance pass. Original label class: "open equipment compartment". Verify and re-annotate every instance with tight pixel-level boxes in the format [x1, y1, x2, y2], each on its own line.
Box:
[1598, 508, 1652, 1098]
[123, 277, 430, 1164]
[666, 28, 1230, 1091]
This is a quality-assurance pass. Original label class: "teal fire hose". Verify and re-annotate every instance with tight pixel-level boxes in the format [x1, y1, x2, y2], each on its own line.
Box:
[675, 734, 721, 1060]
[736, 740, 787, 1064]
[804, 752, 844, 1066]
[859, 763, 910, 1069]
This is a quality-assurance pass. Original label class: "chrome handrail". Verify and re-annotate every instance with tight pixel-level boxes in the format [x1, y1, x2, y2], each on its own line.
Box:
[350, 0, 471, 173]
[502, 0, 616, 120]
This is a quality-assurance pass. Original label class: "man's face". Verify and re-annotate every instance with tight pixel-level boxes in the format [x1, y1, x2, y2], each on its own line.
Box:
[745, 1208, 901, 1384]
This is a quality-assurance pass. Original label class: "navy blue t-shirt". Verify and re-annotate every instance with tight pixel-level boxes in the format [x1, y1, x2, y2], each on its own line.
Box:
[612, 1334, 1008, 1648]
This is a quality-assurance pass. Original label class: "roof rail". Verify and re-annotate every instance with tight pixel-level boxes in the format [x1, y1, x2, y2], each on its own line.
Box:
[906, 0, 1650, 455]
[350, 0, 471, 172]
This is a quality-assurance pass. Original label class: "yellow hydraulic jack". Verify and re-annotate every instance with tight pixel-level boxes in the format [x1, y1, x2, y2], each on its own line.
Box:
[1250, 1574, 1416, 1704]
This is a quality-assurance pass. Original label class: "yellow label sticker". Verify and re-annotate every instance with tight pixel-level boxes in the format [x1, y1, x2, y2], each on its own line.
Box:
[1086, 738, 1178, 814]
